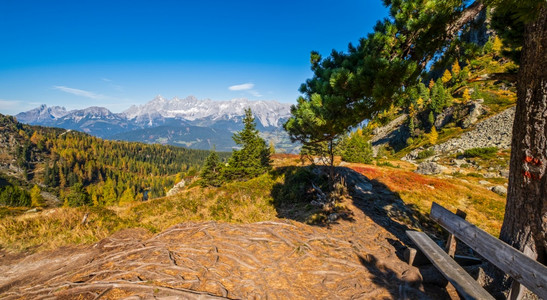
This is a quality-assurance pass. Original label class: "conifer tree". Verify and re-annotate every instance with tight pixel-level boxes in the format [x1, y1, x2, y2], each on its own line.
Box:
[30, 184, 44, 207]
[441, 69, 452, 84]
[224, 108, 271, 181]
[200, 149, 223, 187]
[451, 61, 461, 76]
[462, 88, 471, 104]
[429, 126, 438, 145]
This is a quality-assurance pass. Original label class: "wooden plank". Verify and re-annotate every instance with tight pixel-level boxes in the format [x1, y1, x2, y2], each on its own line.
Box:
[430, 202, 547, 299]
[445, 209, 467, 257]
[407, 231, 495, 300]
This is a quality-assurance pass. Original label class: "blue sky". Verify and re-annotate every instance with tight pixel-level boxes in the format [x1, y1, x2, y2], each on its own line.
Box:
[0, 0, 389, 115]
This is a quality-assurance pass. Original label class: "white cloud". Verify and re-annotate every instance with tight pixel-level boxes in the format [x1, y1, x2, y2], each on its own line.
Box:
[53, 85, 107, 100]
[249, 90, 262, 97]
[229, 83, 254, 91]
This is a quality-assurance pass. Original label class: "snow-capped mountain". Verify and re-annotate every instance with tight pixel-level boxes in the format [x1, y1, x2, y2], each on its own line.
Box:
[122, 96, 291, 128]
[15, 96, 297, 152]
[15, 104, 68, 125]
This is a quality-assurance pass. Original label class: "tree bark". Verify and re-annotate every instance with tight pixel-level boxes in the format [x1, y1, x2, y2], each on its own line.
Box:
[499, 6, 547, 266]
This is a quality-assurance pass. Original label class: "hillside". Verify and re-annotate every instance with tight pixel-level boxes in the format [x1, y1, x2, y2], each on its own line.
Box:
[0, 114, 230, 212]
[0, 154, 508, 298]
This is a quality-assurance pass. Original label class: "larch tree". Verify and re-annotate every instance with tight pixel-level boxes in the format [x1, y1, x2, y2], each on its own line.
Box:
[285, 0, 546, 276]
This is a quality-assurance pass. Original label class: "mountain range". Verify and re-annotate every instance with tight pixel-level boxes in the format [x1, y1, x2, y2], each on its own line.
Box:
[16, 96, 298, 152]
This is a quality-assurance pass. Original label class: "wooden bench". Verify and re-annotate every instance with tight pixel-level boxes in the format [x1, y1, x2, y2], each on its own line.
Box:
[406, 202, 547, 300]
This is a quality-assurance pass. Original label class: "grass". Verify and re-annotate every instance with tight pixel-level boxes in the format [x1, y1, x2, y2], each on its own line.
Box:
[0, 173, 281, 253]
[350, 164, 506, 236]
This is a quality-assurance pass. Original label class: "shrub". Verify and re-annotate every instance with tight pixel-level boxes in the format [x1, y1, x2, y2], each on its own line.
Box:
[463, 147, 498, 159]
[417, 149, 436, 159]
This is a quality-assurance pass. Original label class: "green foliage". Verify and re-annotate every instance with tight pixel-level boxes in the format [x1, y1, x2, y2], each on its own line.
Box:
[417, 149, 436, 159]
[271, 166, 328, 206]
[463, 147, 498, 159]
[224, 108, 271, 181]
[0, 185, 31, 207]
[428, 111, 435, 127]
[63, 183, 90, 207]
[340, 132, 373, 164]
[200, 151, 223, 187]
[0, 114, 227, 207]
[430, 79, 451, 113]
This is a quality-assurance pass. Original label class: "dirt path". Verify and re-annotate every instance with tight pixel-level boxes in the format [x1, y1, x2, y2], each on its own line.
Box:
[0, 169, 437, 299]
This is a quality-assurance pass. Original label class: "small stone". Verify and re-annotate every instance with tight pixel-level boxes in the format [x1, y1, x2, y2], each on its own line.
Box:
[479, 180, 490, 185]
[328, 213, 339, 222]
[491, 185, 507, 196]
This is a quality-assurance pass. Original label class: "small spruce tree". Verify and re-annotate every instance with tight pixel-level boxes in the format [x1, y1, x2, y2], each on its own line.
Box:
[200, 150, 223, 187]
[224, 108, 271, 181]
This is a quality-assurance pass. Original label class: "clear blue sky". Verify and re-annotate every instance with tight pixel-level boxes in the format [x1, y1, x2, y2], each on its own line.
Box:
[0, 0, 389, 115]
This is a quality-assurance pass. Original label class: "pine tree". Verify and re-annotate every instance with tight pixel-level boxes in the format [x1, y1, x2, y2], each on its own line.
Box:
[200, 150, 223, 187]
[341, 132, 373, 164]
[224, 108, 271, 181]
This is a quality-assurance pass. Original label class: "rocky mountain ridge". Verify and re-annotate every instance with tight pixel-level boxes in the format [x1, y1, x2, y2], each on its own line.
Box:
[15, 97, 295, 152]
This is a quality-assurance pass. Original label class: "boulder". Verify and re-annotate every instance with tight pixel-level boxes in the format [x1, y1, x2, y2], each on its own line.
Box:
[414, 162, 446, 175]
[491, 185, 507, 196]
[461, 101, 485, 129]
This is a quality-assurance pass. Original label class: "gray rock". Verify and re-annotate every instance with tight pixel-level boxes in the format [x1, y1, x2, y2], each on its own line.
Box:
[434, 107, 514, 154]
[491, 185, 507, 196]
[484, 172, 498, 178]
[328, 213, 340, 222]
[479, 180, 490, 185]
[166, 179, 186, 196]
[415, 162, 446, 175]
[453, 159, 467, 167]
[499, 170, 510, 178]
[461, 101, 485, 129]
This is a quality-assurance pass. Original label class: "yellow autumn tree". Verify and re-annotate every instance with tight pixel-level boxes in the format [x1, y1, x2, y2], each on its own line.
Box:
[441, 69, 452, 84]
[30, 184, 44, 207]
[492, 36, 503, 54]
[462, 88, 471, 104]
[429, 126, 438, 145]
[417, 97, 424, 108]
[451, 61, 461, 76]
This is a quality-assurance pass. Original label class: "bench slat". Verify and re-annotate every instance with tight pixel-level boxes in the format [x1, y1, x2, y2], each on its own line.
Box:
[430, 202, 547, 299]
[407, 230, 495, 300]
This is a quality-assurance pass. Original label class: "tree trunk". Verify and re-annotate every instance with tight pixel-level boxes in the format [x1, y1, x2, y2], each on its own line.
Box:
[499, 6, 546, 266]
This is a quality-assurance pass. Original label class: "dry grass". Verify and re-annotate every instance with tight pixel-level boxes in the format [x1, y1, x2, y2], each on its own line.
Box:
[0, 173, 281, 253]
[350, 164, 506, 236]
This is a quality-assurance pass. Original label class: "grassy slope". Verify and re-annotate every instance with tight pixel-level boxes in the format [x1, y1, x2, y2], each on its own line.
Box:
[349, 162, 506, 236]
[0, 154, 506, 253]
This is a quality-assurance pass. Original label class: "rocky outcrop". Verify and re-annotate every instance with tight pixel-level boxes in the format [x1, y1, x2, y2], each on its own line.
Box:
[370, 114, 409, 155]
[415, 162, 447, 175]
[434, 106, 515, 154]
[166, 179, 186, 196]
